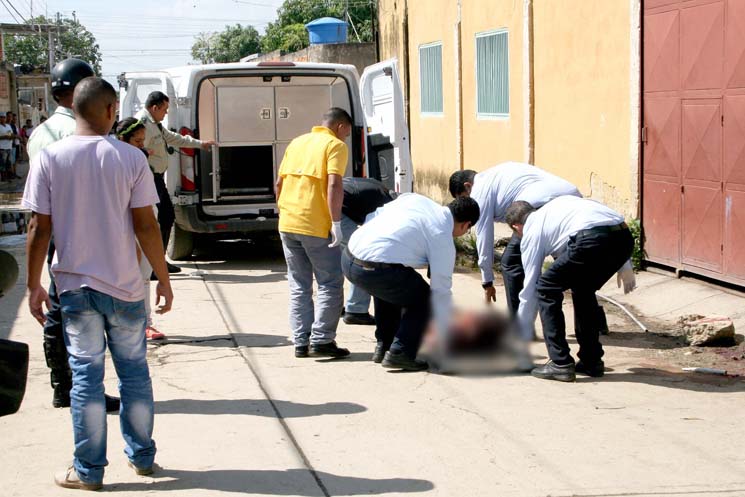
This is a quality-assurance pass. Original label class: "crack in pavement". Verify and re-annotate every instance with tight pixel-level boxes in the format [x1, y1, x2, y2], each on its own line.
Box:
[196, 263, 331, 497]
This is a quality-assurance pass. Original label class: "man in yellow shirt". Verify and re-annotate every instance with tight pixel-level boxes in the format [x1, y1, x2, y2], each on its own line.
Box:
[276, 108, 352, 359]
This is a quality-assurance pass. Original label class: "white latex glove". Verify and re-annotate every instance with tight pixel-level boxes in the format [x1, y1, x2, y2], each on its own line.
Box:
[329, 221, 343, 248]
[616, 259, 637, 294]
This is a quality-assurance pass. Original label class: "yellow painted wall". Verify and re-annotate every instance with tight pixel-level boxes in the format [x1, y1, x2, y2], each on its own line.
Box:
[460, 1, 525, 171]
[533, 0, 637, 216]
[407, 0, 460, 182]
[377, 0, 408, 105]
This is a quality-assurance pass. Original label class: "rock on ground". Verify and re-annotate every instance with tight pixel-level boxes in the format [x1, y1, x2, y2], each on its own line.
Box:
[678, 314, 736, 347]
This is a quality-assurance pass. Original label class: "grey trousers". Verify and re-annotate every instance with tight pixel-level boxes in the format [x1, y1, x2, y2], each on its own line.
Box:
[280, 231, 344, 346]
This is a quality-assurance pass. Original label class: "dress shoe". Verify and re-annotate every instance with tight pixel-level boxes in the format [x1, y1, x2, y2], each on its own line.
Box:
[295, 345, 309, 358]
[343, 312, 376, 326]
[531, 360, 576, 382]
[54, 466, 103, 491]
[167, 263, 182, 274]
[372, 342, 388, 363]
[105, 394, 121, 413]
[575, 360, 605, 377]
[381, 350, 428, 371]
[310, 341, 350, 358]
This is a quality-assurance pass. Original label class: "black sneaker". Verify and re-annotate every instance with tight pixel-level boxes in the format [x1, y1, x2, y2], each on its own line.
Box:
[105, 394, 121, 413]
[295, 345, 309, 358]
[372, 342, 388, 363]
[167, 263, 182, 274]
[531, 360, 576, 382]
[310, 341, 350, 358]
[575, 360, 605, 377]
[343, 312, 376, 326]
[381, 350, 428, 371]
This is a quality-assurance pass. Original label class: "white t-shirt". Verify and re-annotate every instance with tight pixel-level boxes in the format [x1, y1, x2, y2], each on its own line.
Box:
[0, 124, 13, 150]
[22, 135, 159, 302]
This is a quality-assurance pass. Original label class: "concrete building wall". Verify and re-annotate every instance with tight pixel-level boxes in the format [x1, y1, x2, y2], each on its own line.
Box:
[254, 43, 377, 77]
[406, 0, 460, 202]
[461, 1, 525, 171]
[377, 0, 408, 103]
[533, 0, 639, 217]
[377, 0, 640, 215]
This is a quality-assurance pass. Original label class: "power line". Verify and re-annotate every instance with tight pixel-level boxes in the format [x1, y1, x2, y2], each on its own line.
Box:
[0, 0, 21, 23]
[4, 0, 28, 23]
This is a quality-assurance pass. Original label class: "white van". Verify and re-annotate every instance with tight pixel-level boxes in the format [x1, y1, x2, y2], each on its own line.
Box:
[118, 59, 411, 259]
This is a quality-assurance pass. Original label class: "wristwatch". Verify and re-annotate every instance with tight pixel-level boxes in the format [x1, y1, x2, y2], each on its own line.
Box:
[481, 281, 493, 289]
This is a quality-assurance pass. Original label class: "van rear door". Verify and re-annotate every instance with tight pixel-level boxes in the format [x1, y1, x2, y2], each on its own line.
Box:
[359, 59, 413, 193]
[119, 71, 177, 128]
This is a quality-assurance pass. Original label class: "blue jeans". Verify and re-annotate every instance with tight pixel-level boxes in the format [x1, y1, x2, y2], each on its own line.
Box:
[60, 288, 156, 484]
[340, 215, 372, 314]
[280, 232, 343, 346]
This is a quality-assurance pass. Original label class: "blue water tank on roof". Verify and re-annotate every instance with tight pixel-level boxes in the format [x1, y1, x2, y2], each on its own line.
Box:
[306, 17, 347, 45]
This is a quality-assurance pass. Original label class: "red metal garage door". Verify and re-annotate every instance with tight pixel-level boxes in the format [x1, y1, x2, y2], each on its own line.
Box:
[643, 0, 745, 286]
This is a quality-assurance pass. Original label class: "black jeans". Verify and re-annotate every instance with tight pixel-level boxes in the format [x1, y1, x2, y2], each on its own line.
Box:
[502, 231, 609, 336]
[537, 226, 633, 366]
[341, 251, 430, 359]
[153, 172, 175, 251]
[500, 233, 524, 319]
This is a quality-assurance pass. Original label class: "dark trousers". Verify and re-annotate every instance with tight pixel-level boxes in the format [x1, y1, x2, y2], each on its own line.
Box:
[537, 227, 633, 366]
[341, 251, 430, 359]
[153, 172, 175, 251]
[43, 242, 72, 391]
[502, 232, 609, 336]
[500, 233, 525, 319]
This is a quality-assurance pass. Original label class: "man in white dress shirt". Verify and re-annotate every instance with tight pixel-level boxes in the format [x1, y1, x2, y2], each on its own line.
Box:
[342, 194, 480, 371]
[449, 163, 582, 332]
[505, 196, 636, 382]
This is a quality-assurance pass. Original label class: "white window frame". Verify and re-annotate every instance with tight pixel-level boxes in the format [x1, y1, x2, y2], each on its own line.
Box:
[418, 41, 444, 117]
[475, 28, 510, 120]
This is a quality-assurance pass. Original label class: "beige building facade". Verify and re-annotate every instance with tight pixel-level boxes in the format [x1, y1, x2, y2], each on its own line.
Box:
[378, 0, 641, 216]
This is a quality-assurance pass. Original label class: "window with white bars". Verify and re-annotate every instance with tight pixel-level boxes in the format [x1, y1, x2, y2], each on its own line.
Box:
[419, 42, 443, 115]
[476, 30, 509, 117]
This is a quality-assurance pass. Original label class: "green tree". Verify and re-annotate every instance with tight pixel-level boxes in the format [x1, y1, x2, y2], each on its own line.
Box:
[191, 24, 262, 64]
[261, 0, 376, 53]
[5, 15, 102, 73]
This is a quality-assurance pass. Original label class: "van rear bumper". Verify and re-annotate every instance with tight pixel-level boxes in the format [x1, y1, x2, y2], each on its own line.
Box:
[174, 205, 279, 234]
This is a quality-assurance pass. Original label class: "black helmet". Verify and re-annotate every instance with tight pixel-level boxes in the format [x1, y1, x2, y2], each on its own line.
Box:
[51, 58, 95, 92]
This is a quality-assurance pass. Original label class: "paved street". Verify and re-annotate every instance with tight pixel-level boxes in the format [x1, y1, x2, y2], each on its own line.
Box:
[2, 235, 745, 497]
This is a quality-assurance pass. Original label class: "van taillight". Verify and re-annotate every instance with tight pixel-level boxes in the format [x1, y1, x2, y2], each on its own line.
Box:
[179, 127, 196, 191]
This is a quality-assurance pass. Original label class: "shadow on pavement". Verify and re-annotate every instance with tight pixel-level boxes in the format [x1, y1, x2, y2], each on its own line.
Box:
[601, 330, 689, 350]
[202, 272, 287, 284]
[111, 468, 434, 495]
[157, 333, 292, 348]
[155, 398, 367, 417]
[314, 352, 373, 363]
[578, 367, 745, 392]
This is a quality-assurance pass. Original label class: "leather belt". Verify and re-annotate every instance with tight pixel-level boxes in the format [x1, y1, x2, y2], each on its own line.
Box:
[575, 222, 628, 238]
[344, 248, 403, 269]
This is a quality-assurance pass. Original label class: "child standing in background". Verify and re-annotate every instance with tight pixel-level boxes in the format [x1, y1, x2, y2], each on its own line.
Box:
[117, 117, 166, 340]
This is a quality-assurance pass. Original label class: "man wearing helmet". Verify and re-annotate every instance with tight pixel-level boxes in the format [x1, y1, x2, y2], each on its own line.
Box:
[27, 58, 120, 412]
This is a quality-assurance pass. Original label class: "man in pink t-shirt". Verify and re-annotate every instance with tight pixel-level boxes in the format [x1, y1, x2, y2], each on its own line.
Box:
[23, 77, 173, 490]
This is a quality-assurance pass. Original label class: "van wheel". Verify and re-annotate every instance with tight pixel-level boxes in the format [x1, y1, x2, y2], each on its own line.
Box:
[168, 225, 194, 261]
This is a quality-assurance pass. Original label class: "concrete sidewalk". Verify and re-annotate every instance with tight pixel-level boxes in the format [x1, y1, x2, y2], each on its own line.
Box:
[1, 237, 744, 497]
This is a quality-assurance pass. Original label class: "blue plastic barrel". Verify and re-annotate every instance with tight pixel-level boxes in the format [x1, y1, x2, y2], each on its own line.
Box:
[306, 17, 348, 44]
